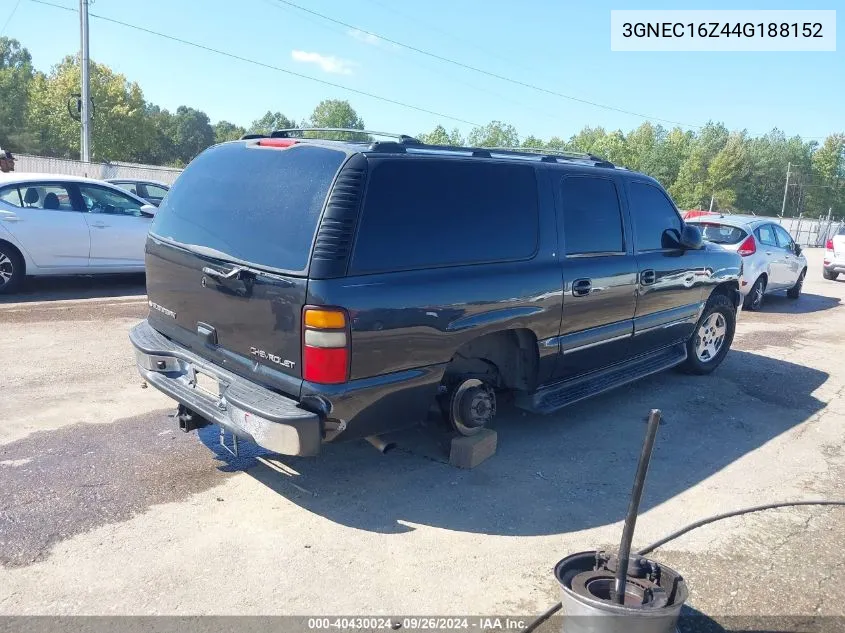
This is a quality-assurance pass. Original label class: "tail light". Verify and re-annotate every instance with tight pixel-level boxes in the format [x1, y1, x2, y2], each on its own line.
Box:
[826, 239, 834, 250]
[303, 307, 349, 384]
[737, 235, 756, 257]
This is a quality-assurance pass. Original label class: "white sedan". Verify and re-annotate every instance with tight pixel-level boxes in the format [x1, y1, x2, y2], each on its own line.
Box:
[0, 173, 157, 294]
[688, 214, 808, 310]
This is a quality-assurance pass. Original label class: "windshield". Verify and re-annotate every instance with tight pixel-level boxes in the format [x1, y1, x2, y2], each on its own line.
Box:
[693, 222, 748, 245]
[149, 142, 346, 273]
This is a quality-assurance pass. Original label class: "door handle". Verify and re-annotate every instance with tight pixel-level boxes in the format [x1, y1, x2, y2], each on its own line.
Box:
[0, 215, 19, 222]
[572, 278, 592, 297]
[640, 269, 656, 285]
[90, 222, 109, 228]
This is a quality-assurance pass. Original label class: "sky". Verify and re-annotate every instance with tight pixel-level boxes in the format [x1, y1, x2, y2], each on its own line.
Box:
[2, 0, 843, 142]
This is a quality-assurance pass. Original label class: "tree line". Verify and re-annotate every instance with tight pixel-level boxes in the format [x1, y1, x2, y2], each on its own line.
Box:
[1, 37, 843, 217]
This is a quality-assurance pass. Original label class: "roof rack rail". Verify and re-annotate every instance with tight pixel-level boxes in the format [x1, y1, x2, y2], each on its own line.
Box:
[392, 140, 616, 168]
[267, 127, 420, 143]
[488, 146, 614, 167]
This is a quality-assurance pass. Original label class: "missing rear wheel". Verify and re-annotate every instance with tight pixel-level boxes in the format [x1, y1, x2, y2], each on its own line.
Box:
[445, 378, 497, 436]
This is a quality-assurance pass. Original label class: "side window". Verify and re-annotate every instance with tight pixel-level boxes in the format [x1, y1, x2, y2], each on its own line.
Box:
[628, 182, 683, 252]
[0, 186, 22, 207]
[773, 224, 795, 249]
[145, 184, 169, 199]
[350, 160, 539, 273]
[755, 224, 777, 247]
[560, 176, 624, 255]
[19, 184, 78, 211]
[115, 182, 139, 195]
[78, 185, 143, 216]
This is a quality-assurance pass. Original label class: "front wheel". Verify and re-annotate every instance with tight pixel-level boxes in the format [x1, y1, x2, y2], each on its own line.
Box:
[787, 268, 806, 299]
[680, 293, 736, 375]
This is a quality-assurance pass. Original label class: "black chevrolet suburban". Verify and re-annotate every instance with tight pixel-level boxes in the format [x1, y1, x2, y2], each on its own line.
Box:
[130, 129, 742, 456]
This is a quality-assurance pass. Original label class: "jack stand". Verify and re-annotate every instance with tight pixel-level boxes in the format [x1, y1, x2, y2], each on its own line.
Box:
[219, 427, 239, 457]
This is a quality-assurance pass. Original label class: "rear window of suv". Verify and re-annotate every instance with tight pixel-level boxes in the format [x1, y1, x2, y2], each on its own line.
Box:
[694, 222, 748, 245]
[149, 142, 346, 273]
[350, 158, 539, 273]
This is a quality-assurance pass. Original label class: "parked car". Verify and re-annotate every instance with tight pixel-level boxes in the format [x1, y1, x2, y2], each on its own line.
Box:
[106, 179, 170, 207]
[823, 225, 845, 280]
[130, 130, 742, 457]
[687, 214, 807, 310]
[0, 173, 157, 294]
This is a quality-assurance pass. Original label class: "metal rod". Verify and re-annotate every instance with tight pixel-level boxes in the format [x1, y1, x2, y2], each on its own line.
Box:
[613, 408, 662, 604]
[79, 0, 91, 162]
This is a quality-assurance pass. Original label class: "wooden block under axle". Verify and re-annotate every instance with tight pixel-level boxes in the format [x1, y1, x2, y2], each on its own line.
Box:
[449, 429, 497, 469]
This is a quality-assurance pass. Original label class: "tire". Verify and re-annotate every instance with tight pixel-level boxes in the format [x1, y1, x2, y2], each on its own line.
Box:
[787, 268, 806, 299]
[680, 293, 736, 375]
[743, 275, 766, 311]
[0, 242, 24, 295]
[823, 269, 839, 281]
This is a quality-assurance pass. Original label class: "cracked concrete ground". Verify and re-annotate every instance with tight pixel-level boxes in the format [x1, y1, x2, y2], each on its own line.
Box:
[0, 250, 844, 629]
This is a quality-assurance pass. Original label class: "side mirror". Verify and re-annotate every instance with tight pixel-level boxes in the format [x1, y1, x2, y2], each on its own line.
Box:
[679, 223, 703, 250]
[140, 204, 157, 217]
[794, 243, 802, 256]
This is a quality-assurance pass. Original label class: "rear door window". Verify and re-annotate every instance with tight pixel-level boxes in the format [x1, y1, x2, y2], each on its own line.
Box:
[755, 224, 777, 247]
[150, 142, 346, 273]
[559, 176, 625, 255]
[19, 184, 78, 211]
[350, 159, 539, 273]
[627, 181, 683, 251]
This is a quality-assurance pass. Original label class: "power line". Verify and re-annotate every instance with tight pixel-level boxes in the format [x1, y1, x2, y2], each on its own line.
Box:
[271, 0, 701, 129]
[29, 0, 481, 128]
[1, 0, 23, 36]
[273, 0, 835, 141]
[261, 0, 567, 126]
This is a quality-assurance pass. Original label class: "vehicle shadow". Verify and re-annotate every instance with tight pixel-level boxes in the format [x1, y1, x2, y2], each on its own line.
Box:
[760, 292, 840, 314]
[200, 349, 828, 537]
[0, 273, 146, 304]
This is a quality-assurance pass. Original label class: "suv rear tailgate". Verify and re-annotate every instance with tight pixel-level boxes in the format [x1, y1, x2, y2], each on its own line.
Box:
[143, 140, 348, 396]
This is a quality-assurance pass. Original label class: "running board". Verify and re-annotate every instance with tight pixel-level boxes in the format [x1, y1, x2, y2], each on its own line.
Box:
[516, 344, 687, 414]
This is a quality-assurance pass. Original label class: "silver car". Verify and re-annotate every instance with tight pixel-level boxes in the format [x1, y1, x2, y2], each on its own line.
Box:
[688, 214, 807, 310]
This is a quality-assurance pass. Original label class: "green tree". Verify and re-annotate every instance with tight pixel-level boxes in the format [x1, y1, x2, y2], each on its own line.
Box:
[247, 110, 294, 135]
[25, 55, 148, 161]
[521, 135, 545, 150]
[214, 120, 246, 144]
[669, 122, 730, 209]
[467, 120, 518, 148]
[0, 37, 35, 151]
[169, 106, 215, 165]
[806, 134, 845, 217]
[308, 100, 365, 139]
[417, 124, 463, 146]
[705, 133, 751, 209]
[735, 130, 814, 216]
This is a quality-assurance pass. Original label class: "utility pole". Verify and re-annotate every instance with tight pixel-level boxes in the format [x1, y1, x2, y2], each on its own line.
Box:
[779, 162, 791, 218]
[79, 0, 91, 162]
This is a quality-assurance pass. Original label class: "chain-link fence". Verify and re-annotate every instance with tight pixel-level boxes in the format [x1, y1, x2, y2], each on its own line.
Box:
[14, 154, 183, 186]
[776, 216, 843, 247]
